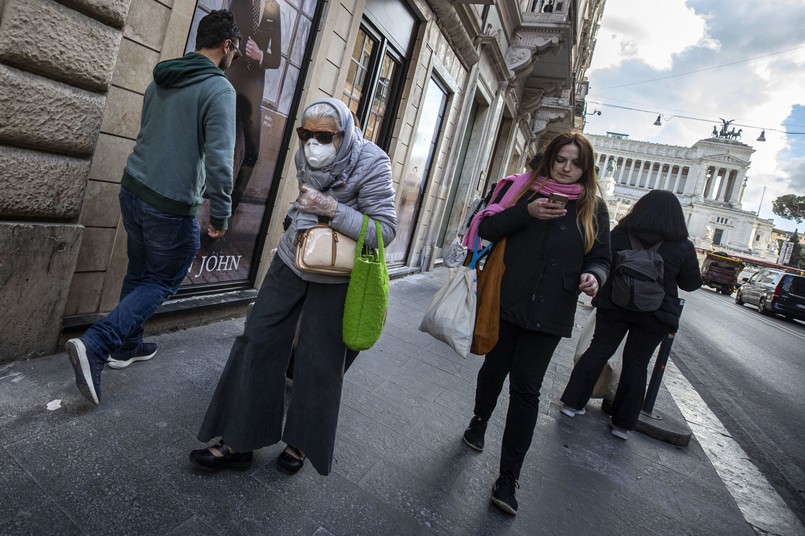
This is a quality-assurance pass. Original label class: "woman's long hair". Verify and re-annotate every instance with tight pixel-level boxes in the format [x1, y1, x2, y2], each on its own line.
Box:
[618, 189, 689, 241]
[524, 131, 601, 253]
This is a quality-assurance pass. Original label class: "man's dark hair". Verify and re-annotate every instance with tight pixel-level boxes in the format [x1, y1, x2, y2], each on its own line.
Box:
[195, 10, 240, 50]
[618, 189, 690, 241]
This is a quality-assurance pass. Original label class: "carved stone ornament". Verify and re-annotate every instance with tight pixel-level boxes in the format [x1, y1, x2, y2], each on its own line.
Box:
[520, 89, 545, 115]
[505, 32, 560, 75]
[530, 108, 567, 136]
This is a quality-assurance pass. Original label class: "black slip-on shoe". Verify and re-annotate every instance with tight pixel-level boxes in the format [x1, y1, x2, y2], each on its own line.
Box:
[276, 446, 305, 475]
[189, 443, 253, 471]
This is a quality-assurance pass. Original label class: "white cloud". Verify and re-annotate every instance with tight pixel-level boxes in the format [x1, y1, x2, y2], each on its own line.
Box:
[590, 0, 717, 72]
[586, 0, 805, 232]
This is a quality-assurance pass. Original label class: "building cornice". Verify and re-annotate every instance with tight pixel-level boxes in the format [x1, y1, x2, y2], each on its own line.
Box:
[425, 0, 479, 69]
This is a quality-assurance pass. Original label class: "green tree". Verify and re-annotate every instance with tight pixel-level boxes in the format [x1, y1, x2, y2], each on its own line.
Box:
[772, 194, 805, 223]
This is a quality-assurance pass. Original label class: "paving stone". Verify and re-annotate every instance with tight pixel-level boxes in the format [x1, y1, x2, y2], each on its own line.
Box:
[10, 420, 193, 535]
[341, 380, 419, 436]
[341, 362, 387, 394]
[336, 405, 432, 465]
[0, 454, 48, 525]
[330, 433, 381, 485]
[156, 437, 311, 536]
[252, 466, 425, 536]
[357, 460, 470, 535]
[0, 500, 83, 536]
[165, 516, 220, 536]
[0, 360, 85, 444]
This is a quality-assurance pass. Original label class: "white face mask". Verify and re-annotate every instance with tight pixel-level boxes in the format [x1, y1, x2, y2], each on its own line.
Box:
[304, 139, 337, 169]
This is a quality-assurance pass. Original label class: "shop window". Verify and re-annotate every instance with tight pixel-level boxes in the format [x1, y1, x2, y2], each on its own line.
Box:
[341, 23, 405, 149]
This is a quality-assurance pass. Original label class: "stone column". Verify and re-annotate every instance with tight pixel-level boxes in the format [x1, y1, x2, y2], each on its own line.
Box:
[724, 170, 738, 202]
[661, 164, 674, 190]
[714, 168, 727, 200]
[643, 162, 653, 188]
[737, 175, 748, 205]
[617, 158, 628, 183]
[686, 165, 705, 197]
[703, 166, 714, 198]
[653, 162, 665, 189]
[672, 165, 683, 193]
[0, 0, 129, 361]
[639, 161, 649, 187]
[627, 159, 636, 185]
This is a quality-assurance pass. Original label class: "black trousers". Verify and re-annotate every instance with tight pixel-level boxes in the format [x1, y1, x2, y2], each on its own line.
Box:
[560, 307, 669, 430]
[473, 319, 561, 480]
[197, 257, 349, 475]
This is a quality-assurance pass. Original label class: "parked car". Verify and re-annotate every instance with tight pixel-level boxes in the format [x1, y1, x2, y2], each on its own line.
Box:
[735, 267, 758, 288]
[734, 269, 805, 321]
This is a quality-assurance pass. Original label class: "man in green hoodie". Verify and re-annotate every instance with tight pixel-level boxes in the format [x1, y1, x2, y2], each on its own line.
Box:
[65, 10, 241, 405]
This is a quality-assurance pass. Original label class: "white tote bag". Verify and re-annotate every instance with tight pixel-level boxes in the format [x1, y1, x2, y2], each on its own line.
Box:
[574, 309, 625, 399]
[419, 266, 477, 358]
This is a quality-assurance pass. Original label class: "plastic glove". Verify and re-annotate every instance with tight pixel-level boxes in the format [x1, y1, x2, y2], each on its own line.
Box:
[295, 183, 338, 218]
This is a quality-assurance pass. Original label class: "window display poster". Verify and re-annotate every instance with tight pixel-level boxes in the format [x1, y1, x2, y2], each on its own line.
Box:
[181, 0, 318, 287]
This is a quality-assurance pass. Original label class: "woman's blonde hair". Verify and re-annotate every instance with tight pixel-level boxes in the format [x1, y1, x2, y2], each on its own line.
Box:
[522, 131, 601, 253]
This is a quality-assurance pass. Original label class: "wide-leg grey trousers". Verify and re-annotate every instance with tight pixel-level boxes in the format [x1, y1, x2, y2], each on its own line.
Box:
[197, 257, 349, 475]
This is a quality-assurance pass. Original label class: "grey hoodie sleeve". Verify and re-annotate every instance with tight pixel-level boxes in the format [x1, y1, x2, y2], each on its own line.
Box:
[329, 142, 397, 249]
[203, 85, 236, 230]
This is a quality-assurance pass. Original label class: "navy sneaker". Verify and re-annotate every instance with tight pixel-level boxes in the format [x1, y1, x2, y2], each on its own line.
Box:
[108, 342, 157, 370]
[462, 416, 487, 452]
[65, 338, 105, 405]
[491, 474, 520, 515]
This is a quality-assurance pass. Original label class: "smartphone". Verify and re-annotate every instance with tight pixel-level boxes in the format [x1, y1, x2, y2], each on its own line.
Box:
[548, 193, 569, 208]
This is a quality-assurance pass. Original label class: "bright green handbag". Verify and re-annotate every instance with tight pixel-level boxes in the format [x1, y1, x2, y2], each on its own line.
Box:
[342, 215, 389, 351]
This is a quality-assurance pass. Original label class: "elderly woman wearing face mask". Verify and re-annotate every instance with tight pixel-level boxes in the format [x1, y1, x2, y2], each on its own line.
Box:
[189, 98, 397, 476]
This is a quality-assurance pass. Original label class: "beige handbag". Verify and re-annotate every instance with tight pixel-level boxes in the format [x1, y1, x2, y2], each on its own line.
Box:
[295, 224, 356, 275]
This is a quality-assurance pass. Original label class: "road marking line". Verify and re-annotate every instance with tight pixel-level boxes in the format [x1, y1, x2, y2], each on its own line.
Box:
[664, 358, 805, 536]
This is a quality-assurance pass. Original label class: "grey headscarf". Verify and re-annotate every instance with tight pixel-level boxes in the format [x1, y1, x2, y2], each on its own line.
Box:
[292, 98, 358, 231]
[293, 98, 357, 191]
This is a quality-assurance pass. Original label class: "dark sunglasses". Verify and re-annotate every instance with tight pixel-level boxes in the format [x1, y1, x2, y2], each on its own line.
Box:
[296, 127, 343, 144]
[229, 40, 242, 60]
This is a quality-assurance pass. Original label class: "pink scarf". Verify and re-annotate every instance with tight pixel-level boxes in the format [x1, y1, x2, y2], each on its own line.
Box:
[462, 173, 583, 250]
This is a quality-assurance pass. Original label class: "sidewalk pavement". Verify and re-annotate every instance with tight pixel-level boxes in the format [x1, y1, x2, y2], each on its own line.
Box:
[0, 267, 755, 536]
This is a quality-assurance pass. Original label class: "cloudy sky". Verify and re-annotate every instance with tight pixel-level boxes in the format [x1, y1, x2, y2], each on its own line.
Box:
[585, 0, 805, 233]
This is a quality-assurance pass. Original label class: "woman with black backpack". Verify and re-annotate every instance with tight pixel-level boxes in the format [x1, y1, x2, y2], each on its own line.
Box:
[560, 189, 702, 440]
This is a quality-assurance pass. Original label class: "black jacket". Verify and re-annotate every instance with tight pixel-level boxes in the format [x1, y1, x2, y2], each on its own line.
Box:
[592, 225, 703, 329]
[479, 195, 611, 337]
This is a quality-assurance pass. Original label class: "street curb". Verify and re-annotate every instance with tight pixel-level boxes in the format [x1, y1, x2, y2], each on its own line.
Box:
[601, 397, 692, 446]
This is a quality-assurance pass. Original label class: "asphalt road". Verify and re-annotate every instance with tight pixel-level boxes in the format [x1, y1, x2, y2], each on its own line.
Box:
[670, 286, 805, 525]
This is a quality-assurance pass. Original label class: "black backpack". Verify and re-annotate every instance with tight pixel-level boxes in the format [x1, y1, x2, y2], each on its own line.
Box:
[610, 234, 665, 312]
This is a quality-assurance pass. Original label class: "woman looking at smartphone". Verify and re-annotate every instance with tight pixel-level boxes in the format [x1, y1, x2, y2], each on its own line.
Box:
[460, 131, 611, 515]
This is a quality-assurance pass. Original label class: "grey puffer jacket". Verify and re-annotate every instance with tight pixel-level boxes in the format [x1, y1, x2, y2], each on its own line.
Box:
[276, 137, 398, 284]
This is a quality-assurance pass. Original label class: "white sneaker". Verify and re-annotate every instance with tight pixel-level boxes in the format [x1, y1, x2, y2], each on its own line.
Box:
[609, 422, 628, 440]
[560, 405, 586, 417]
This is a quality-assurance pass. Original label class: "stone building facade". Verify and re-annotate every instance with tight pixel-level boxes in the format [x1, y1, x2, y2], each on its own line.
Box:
[0, 0, 605, 361]
[589, 132, 777, 260]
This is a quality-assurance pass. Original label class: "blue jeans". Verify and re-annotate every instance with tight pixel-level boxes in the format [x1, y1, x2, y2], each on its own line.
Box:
[82, 188, 200, 357]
